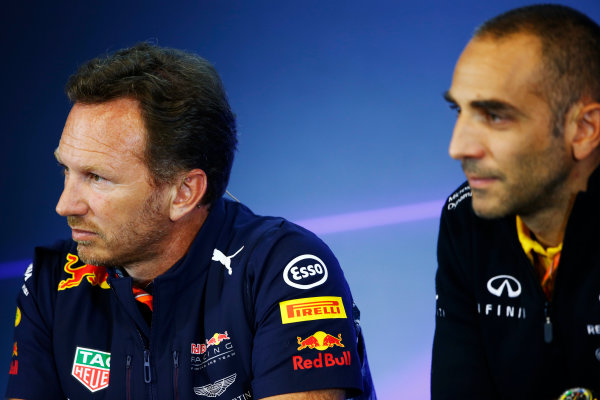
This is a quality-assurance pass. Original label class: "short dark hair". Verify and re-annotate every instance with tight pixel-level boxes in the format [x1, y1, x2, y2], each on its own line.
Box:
[66, 42, 237, 205]
[475, 4, 600, 133]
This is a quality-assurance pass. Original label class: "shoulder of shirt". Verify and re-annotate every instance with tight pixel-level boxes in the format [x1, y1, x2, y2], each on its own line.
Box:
[440, 183, 517, 243]
[222, 200, 334, 271]
[33, 239, 78, 261]
[224, 199, 324, 244]
[443, 182, 474, 214]
[30, 239, 78, 277]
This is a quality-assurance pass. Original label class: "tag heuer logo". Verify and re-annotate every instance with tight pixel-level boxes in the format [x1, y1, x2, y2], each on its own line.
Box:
[72, 347, 110, 392]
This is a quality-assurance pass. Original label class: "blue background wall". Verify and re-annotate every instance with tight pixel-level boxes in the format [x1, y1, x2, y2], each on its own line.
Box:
[2, 0, 599, 397]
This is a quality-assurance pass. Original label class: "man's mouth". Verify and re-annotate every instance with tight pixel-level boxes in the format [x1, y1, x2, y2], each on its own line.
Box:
[70, 228, 98, 242]
[465, 174, 499, 189]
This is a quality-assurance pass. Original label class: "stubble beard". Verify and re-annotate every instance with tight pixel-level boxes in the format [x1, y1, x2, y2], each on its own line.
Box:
[69, 190, 170, 268]
[466, 136, 572, 220]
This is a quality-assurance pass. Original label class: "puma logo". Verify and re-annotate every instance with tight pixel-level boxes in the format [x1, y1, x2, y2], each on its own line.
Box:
[212, 246, 244, 275]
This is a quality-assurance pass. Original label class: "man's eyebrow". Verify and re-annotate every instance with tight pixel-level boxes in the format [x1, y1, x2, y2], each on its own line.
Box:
[443, 91, 526, 118]
[443, 91, 456, 104]
[470, 99, 525, 117]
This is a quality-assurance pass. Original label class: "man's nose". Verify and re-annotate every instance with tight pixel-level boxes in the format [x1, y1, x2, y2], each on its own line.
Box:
[448, 116, 485, 160]
[56, 176, 87, 217]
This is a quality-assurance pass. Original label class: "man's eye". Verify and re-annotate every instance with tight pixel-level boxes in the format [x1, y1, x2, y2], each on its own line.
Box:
[486, 111, 504, 123]
[89, 173, 104, 182]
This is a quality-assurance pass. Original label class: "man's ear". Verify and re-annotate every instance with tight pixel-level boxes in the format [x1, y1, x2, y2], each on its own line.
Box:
[169, 169, 207, 221]
[571, 102, 600, 161]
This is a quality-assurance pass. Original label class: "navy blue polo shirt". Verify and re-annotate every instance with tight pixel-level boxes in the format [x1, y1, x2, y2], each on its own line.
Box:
[6, 198, 375, 399]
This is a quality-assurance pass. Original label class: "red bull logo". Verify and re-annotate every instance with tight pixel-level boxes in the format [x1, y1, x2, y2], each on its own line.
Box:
[297, 331, 344, 351]
[292, 351, 351, 370]
[10, 342, 18, 375]
[57, 254, 109, 291]
[191, 331, 236, 371]
[293, 331, 349, 370]
[191, 331, 230, 355]
[9, 360, 18, 375]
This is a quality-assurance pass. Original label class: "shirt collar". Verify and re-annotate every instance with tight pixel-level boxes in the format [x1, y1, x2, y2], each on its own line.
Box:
[516, 215, 562, 263]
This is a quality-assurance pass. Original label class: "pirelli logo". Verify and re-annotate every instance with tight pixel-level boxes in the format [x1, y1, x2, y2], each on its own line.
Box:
[279, 296, 347, 324]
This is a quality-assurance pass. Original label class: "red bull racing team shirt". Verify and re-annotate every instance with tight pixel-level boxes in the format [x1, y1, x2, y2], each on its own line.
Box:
[6, 198, 375, 399]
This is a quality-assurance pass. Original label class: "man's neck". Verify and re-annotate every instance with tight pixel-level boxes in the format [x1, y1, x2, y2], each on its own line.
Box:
[522, 157, 600, 247]
[519, 150, 600, 247]
[519, 196, 575, 248]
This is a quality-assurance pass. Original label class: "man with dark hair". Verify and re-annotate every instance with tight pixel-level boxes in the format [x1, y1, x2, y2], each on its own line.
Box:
[433, 4, 600, 399]
[6, 43, 375, 400]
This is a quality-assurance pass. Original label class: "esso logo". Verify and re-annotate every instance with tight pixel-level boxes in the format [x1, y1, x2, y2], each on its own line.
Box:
[283, 254, 328, 289]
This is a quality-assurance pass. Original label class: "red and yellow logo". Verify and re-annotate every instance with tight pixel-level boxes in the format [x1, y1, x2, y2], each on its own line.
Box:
[9, 360, 18, 375]
[297, 331, 344, 351]
[15, 307, 21, 327]
[58, 254, 109, 291]
[191, 331, 231, 355]
[279, 296, 346, 324]
[10, 342, 18, 375]
[293, 332, 351, 370]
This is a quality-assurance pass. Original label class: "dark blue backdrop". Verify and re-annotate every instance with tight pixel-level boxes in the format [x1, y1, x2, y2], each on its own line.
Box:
[2, 0, 599, 397]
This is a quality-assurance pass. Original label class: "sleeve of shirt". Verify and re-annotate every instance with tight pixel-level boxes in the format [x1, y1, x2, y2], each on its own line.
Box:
[5, 246, 65, 400]
[430, 197, 496, 399]
[247, 222, 371, 399]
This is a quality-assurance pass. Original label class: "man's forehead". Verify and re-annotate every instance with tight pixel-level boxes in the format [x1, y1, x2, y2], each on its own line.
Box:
[59, 98, 147, 161]
[450, 33, 546, 103]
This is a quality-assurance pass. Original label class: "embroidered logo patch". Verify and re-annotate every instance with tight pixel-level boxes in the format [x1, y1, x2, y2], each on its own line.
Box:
[279, 296, 347, 324]
[72, 347, 110, 392]
[9, 341, 18, 375]
[191, 331, 230, 355]
[212, 246, 244, 275]
[283, 254, 328, 289]
[193, 373, 237, 397]
[293, 332, 351, 371]
[9, 359, 18, 375]
[23, 263, 33, 282]
[297, 331, 344, 351]
[191, 331, 236, 370]
[58, 254, 110, 291]
[487, 275, 521, 298]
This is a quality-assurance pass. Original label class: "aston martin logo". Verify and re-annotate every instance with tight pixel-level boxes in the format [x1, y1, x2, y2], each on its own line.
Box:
[193, 373, 236, 397]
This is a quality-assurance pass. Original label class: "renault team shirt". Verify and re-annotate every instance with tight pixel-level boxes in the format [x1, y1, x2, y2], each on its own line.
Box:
[432, 172, 600, 399]
[7, 198, 374, 400]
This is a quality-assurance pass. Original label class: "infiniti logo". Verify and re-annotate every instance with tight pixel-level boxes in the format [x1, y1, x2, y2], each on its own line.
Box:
[487, 275, 521, 298]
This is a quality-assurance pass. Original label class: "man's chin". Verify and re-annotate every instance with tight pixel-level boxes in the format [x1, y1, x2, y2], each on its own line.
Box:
[471, 198, 511, 220]
[76, 243, 108, 266]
